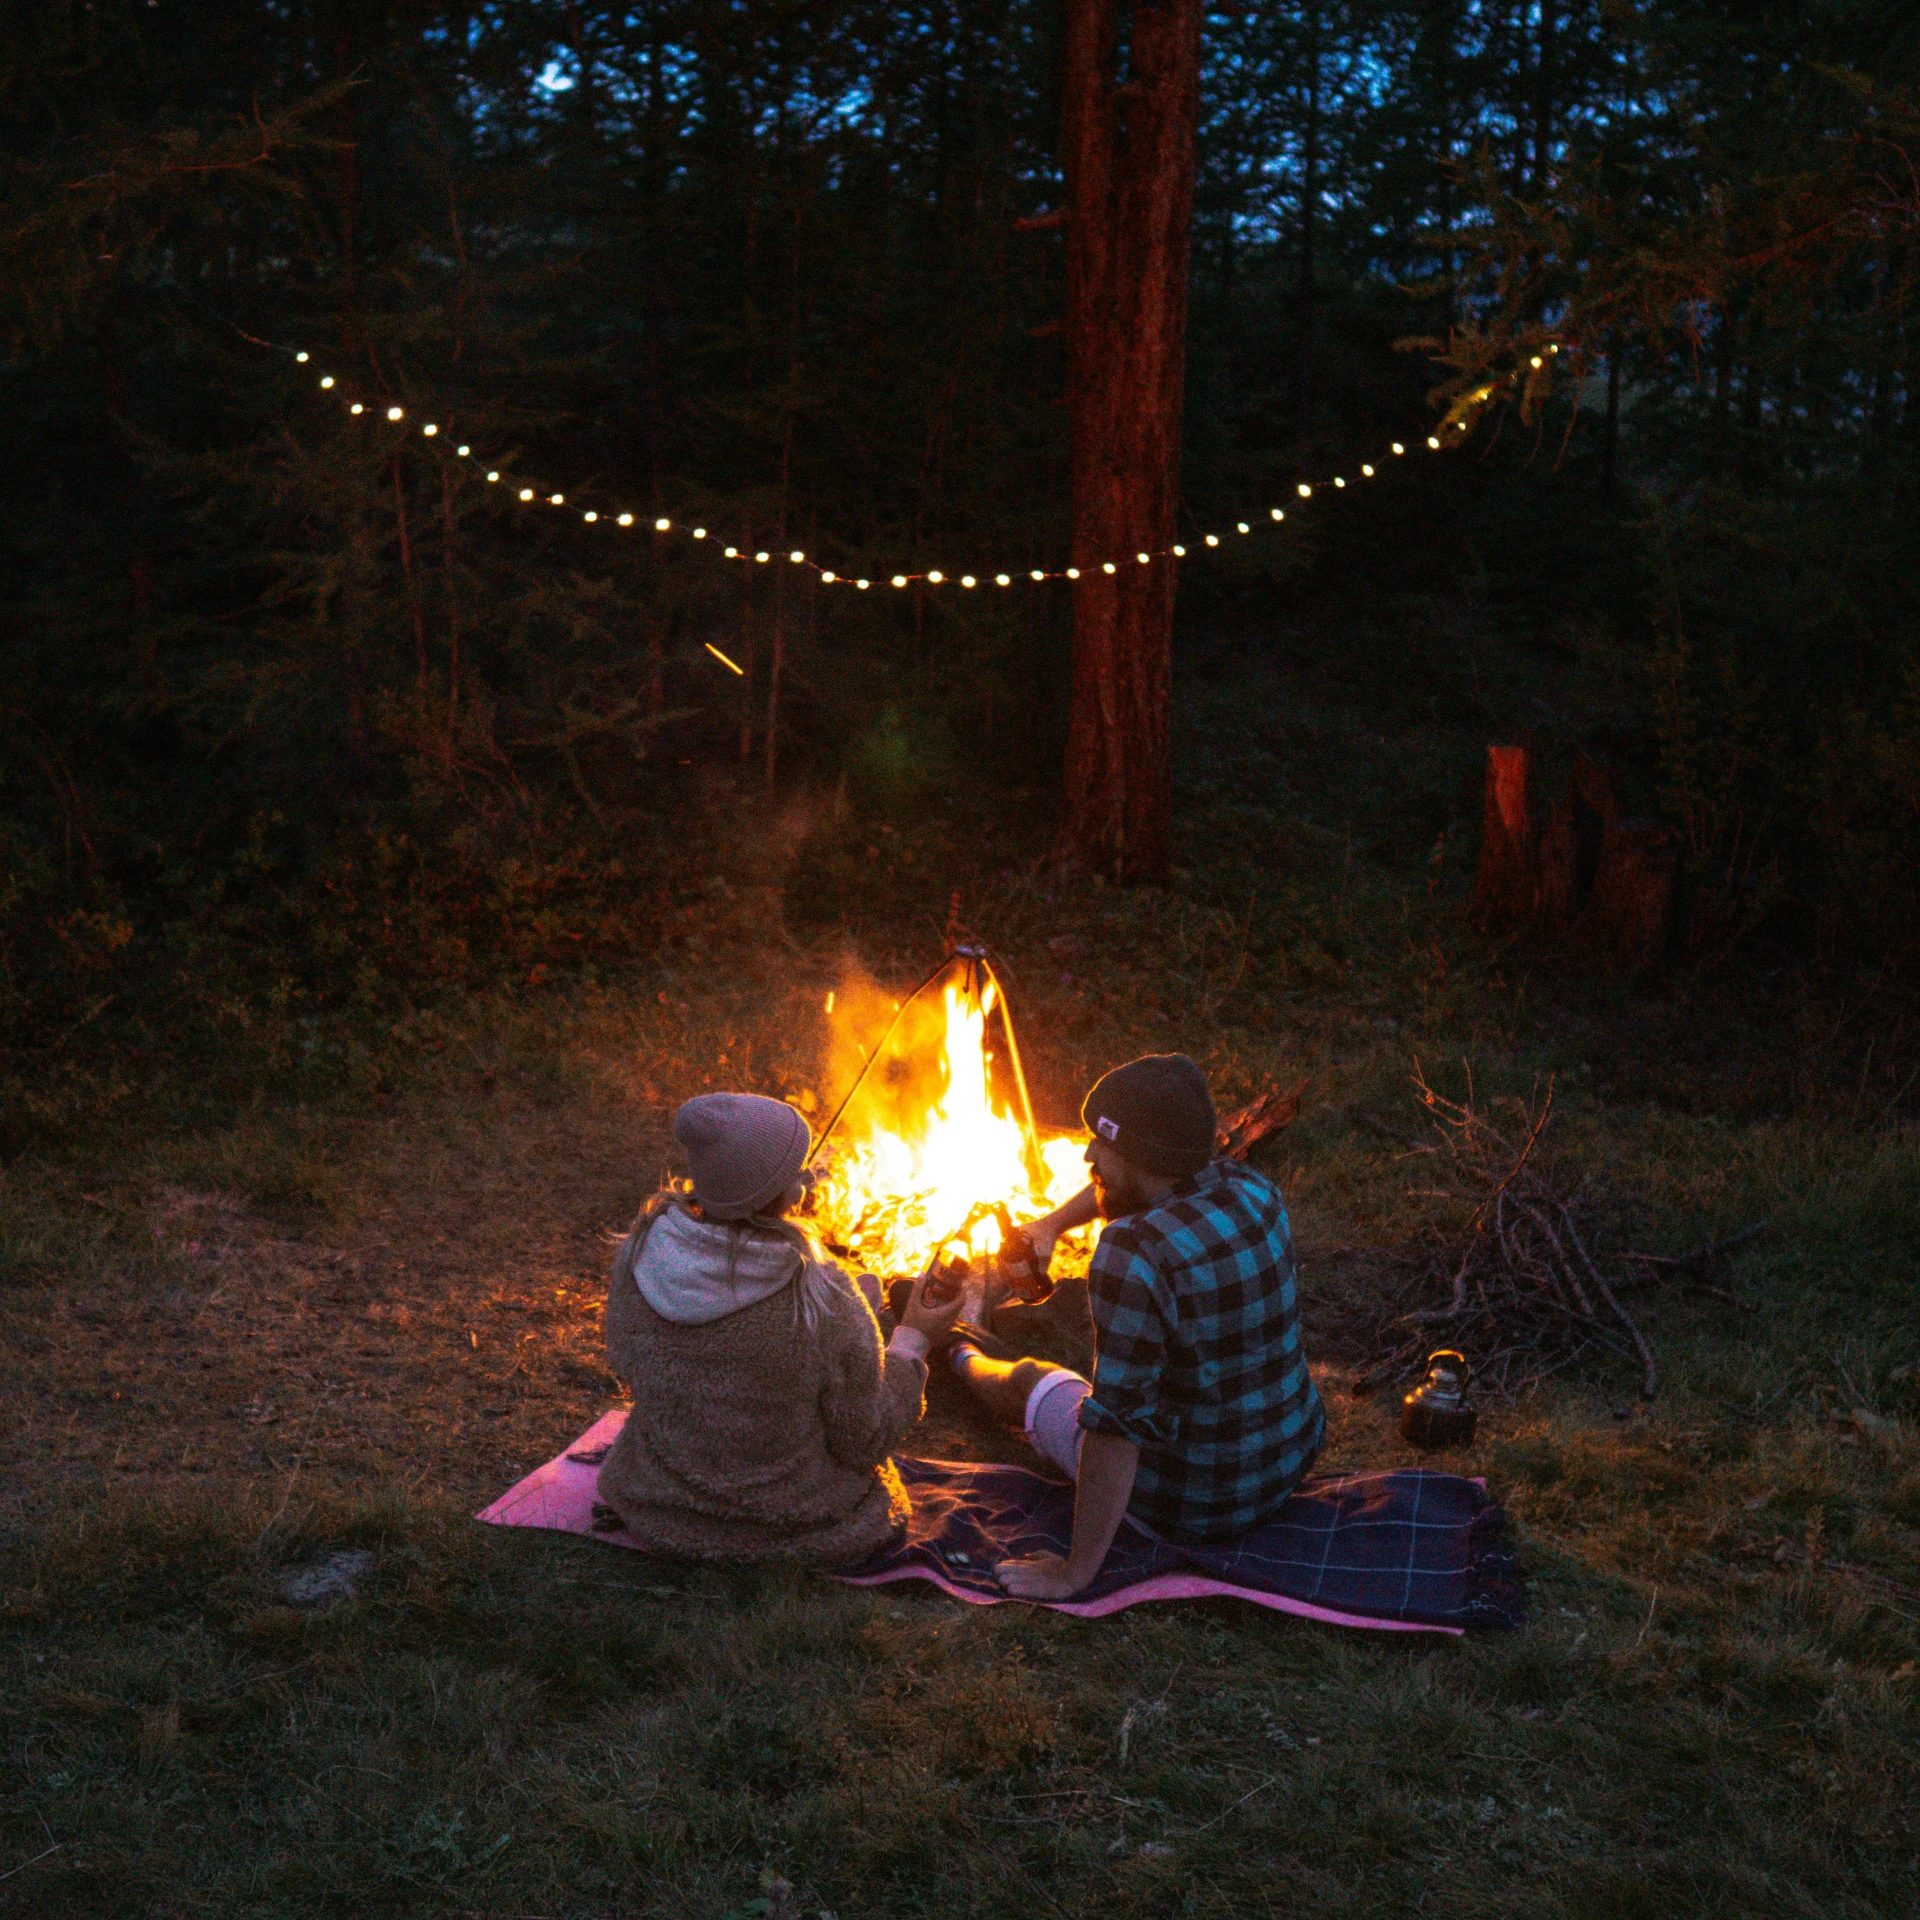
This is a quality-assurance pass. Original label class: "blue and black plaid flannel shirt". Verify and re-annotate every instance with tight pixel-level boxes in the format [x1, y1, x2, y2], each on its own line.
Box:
[1077, 1158, 1325, 1544]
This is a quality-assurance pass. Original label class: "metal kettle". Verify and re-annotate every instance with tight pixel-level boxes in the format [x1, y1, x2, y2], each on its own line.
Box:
[1400, 1350, 1478, 1451]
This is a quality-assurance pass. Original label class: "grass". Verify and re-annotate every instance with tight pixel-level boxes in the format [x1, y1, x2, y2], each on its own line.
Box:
[3, 597, 1919, 1917]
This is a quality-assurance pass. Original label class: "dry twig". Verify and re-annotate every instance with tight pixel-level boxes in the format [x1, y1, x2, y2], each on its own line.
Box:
[1317, 1073, 1763, 1401]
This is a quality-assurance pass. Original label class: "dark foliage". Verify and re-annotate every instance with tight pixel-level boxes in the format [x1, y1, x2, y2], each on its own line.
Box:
[2, 1, 1916, 1093]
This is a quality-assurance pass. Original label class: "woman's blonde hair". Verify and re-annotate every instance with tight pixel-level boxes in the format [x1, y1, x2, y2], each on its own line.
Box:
[610, 1183, 844, 1331]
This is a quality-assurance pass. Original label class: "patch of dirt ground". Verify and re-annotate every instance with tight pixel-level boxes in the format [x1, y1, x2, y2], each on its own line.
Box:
[0, 1090, 1170, 1535]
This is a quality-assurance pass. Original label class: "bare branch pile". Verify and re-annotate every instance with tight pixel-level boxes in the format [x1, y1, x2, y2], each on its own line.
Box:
[1326, 1073, 1765, 1402]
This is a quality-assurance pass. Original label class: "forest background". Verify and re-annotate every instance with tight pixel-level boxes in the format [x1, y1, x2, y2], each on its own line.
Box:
[3, 0, 1918, 1124]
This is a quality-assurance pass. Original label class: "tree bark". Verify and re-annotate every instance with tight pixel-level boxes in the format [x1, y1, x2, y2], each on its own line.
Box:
[1056, 0, 1202, 882]
[1292, 0, 1323, 431]
[1470, 744, 1538, 933]
[1601, 330, 1622, 496]
[1574, 819, 1677, 975]
[1539, 749, 1616, 927]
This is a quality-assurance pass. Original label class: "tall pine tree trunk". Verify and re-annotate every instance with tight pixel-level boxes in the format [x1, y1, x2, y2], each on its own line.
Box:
[1292, 0, 1322, 430]
[1057, 0, 1202, 882]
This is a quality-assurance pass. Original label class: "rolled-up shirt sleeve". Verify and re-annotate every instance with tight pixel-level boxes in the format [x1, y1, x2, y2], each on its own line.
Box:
[1078, 1233, 1180, 1448]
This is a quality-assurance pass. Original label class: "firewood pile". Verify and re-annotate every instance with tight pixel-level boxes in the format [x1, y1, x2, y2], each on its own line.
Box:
[1315, 1073, 1766, 1402]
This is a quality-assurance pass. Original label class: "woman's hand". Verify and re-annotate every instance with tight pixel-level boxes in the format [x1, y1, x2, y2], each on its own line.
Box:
[994, 1551, 1089, 1601]
[898, 1268, 966, 1343]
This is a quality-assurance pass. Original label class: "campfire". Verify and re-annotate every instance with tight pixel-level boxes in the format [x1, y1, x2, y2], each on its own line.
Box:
[807, 960, 1089, 1278]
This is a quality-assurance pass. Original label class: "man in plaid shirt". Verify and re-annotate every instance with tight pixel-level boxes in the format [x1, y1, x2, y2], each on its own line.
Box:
[942, 1053, 1325, 1600]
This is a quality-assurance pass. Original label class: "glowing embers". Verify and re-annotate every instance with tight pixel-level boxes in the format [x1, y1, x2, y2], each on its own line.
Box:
[810, 979, 1084, 1276]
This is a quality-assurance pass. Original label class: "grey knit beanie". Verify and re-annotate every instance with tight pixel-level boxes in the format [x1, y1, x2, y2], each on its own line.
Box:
[672, 1093, 812, 1220]
[1081, 1053, 1217, 1178]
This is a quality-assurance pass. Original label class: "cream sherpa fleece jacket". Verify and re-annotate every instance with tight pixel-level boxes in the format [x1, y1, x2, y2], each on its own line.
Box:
[597, 1210, 927, 1565]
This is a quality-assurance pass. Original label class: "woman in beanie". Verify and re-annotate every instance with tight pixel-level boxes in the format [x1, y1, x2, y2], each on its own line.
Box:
[597, 1091, 962, 1564]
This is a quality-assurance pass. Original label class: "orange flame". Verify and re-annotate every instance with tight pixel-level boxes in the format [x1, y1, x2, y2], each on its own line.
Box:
[811, 977, 1086, 1276]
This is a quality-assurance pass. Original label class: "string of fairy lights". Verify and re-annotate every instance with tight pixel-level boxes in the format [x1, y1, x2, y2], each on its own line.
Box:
[276, 338, 1564, 674]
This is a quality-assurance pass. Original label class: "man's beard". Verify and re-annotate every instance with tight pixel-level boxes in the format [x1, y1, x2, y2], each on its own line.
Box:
[1092, 1164, 1151, 1220]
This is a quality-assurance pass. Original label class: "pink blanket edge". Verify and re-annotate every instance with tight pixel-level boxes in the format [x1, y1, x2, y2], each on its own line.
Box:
[473, 1408, 1465, 1635]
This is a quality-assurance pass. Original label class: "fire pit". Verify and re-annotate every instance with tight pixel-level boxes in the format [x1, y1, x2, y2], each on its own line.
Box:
[805, 948, 1089, 1279]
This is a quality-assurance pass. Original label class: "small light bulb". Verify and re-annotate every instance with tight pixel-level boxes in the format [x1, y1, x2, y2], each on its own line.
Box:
[1236, 523, 1249, 535]
[1065, 567, 1080, 580]
[725, 546, 739, 558]
[656, 518, 671, 532]
[1427, 436, 1441, 449]
[1392, 442, 1405, 455]
[1297, 483, 1311, 497]
[487, 471, 500, 483]
[422, 423, 438, 436]
[350, 402, 364, 415]
[1548, 343, 1559, 354]
[519, 488, 534, 501]
[892, 575, 908, 588]
[457, 445, 470, 457]
[755, 551, 769, 563]
[320, 376, 335, 389]
[693, 528, 707, 539]
[1204, 534, 1219, 547]
[1030, 569, 1044, 581]
[618, 513, 633, 526]
[928, 570, 944, 584]
[1102, 562, 1116, 574]
[1362, 464, 1374, 477]
[961, 575, 976, 588]
[821, 570, 836, 583]
[295, 351, 309, 363]
[387, 406, 404, 422]
[1172, 545, 1186, 557]
[549, 493, 564, 505]
[1334, 477, 1345, 489]
[583, 510, 598, 523]
[996, 573, 1011, 586]
[790, 550, 804, 564]
[1271, 508, 1284, 520]
[1530, 356, 1543, 368]
[857, 579, 870, 590]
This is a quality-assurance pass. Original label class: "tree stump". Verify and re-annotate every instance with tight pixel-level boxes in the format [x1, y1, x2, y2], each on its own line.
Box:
[1574, 819, 1678, 974]
[1539, 750, 1617, 928]
[1470, 744, 1538, 933]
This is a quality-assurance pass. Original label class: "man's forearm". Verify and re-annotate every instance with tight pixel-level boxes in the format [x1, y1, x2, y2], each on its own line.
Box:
[1065, 1431, 1140, 1583]
[1033, 1183, 1100, 1245]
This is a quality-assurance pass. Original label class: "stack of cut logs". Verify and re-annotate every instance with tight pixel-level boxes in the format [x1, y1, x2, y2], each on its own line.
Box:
[1471, 743, 1677, 973]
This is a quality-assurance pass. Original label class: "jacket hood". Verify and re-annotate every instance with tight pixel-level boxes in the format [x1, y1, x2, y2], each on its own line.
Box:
[632, 1204, 803, 1325]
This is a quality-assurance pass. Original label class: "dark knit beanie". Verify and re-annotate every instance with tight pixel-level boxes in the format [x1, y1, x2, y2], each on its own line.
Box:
[1081, 1053, 1217, 1178]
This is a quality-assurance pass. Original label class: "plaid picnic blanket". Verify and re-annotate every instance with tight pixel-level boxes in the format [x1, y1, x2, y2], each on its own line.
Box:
[835, 1456, 1524, 1632]
[475, 1412, 1523, 1634]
